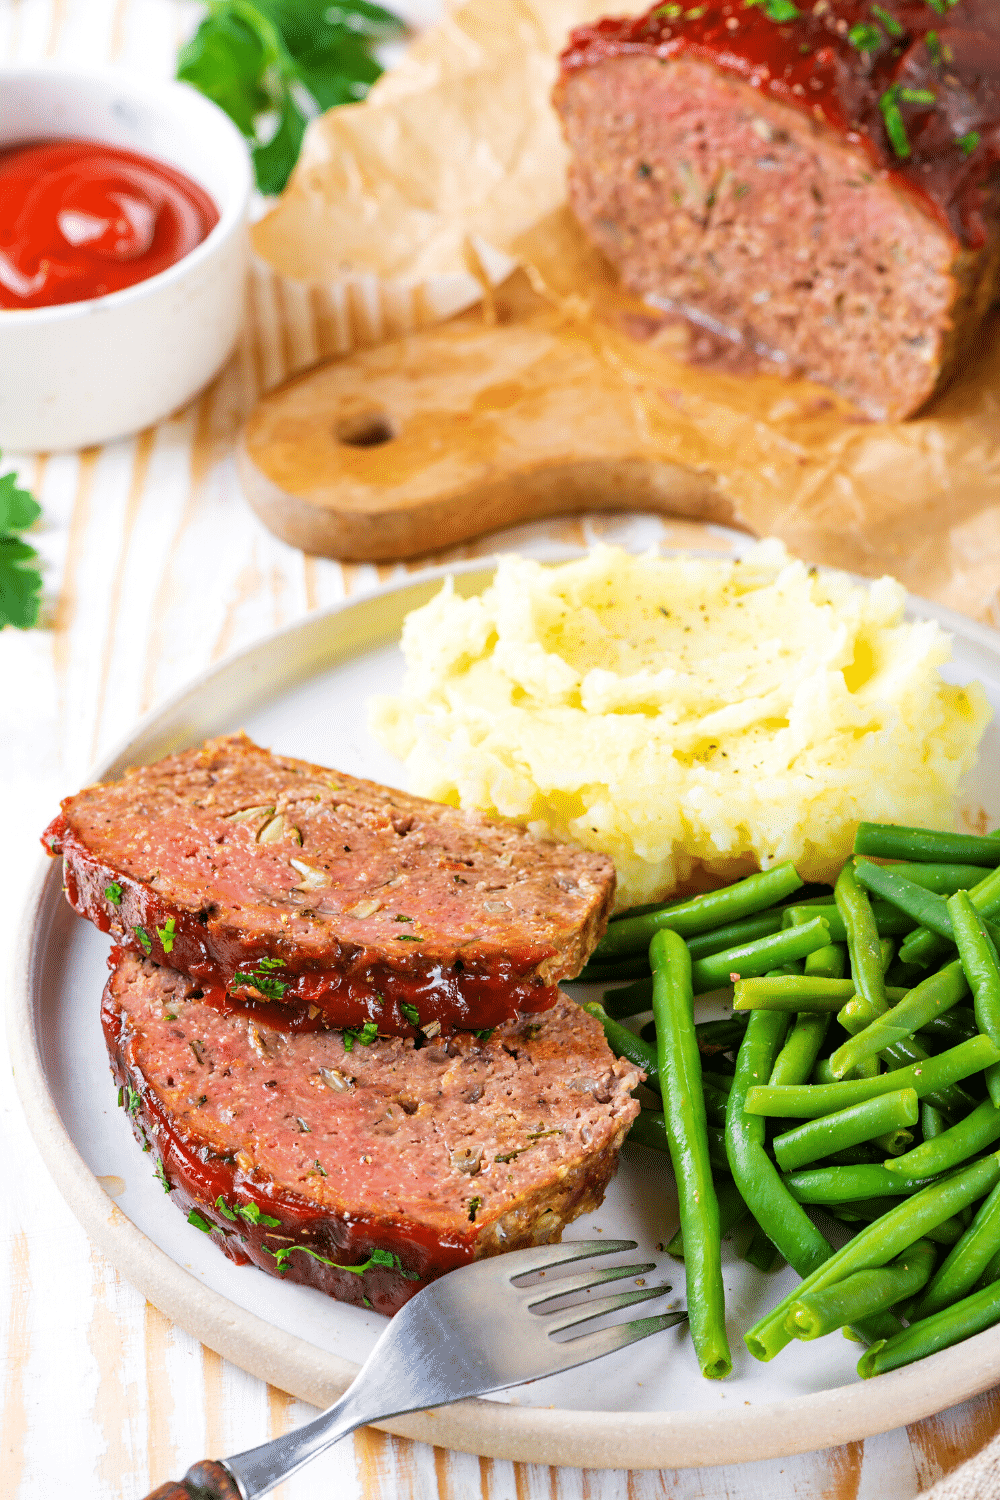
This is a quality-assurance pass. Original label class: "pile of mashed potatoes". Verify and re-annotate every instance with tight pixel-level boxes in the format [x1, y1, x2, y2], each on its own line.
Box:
[370, 542, 990, 908]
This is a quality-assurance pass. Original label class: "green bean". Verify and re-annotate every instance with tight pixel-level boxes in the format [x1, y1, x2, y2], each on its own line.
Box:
[975, 1247, 1000, 1291]
[783, 1164, 930, 1204]
[858, 1278, 1000, 1378]
[703, 1086, 730, 1127]
[573, 955, 652, 985]
[920, 1007, 979, 1049]
[888, 958, 933, 991]
[582, 1002, 659, 1088]
[822, 1144, 881, 1167]
[744, 1222, 782, 1273]
[609, 899, 675, 922]
[915, 1180, 1000, 1318]
[702, 1069, 734, 1094]
[950, 890, 1000, 1109]
[854, 861, 959, 939]
[690, 917, 831, 994]
[827, 1196, 915, 1222]
[725, 1010, 834, 1282]
[773, 1090, 919, 1174]
[592, 864, 805, 961]
[899, 866, 1000, 969]
[922, 1102, 947, 1140]
[735, 976, 856, 1012]
[804, 943, 847, 980]
[667, 1176, 750, 1258]
[769, 1014, 831, 1087]
[650, 929, 731, 1379]
[601, 979, 653, 1019]
[745, 1034, 1000, 1118]
[853, 823, 1000, 867]
[880, 1035, 977, 1119]
[782, 903, 915, 940]
[883, 1098, 1000, 1183]
[892, 865, 999, 895]
[876, 1129, 915, 1156]
[746, 1152, 1000, 1362]
[683, 910, 787, 962]
[829, 961, 970, 1079]
[697, 1017, 750, 1050]
[879, 938, 897, 973]
[836, 861, 889, 1024]
[786, 1240, 937, 1342]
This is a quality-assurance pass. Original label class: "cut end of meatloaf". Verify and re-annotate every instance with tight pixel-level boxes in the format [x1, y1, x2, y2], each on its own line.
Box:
[104, 950, 641, 1314]
[44, 733, 616, 1034]
[554, 53, 987, 421]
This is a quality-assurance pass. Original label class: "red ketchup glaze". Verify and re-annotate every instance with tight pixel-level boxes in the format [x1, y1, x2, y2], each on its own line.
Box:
[45, 815, 562, 1037]
[0, 138, 218, 310]
[560, 1, 1000, 249]
[102, 974, 475, 1314]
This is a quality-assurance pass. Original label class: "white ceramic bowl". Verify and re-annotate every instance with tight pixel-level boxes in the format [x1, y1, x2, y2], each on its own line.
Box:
[0, 66, 253, 451]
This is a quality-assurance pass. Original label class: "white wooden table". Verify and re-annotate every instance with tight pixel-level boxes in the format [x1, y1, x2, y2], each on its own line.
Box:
[3, 1, 1000, 1493]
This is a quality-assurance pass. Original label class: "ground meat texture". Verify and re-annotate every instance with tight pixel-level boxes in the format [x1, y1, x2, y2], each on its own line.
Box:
[44, 733, 615, 1035]
[105, 951, 641, 1314]
[555, 2, 1000, 421]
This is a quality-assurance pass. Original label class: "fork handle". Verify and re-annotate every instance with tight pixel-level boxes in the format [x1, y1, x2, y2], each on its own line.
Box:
[144, 1460, 244, 1500]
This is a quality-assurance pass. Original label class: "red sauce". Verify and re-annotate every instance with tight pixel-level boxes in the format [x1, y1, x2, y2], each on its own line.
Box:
[560, 1, 1000, 249]
[0, 138, 218, 310]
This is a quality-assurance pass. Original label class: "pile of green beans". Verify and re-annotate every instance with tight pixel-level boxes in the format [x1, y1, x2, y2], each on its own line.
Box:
[576, 819, 1000, 1383]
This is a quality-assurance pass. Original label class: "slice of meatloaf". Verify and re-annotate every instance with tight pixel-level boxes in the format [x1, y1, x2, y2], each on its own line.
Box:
[104, 950, 641, 1314]
[44, 733, 615, 1035]
[554, 3, 1000, 421]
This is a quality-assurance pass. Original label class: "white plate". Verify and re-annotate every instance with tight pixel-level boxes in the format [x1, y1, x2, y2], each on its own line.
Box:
[10, 547, 1000, 1470]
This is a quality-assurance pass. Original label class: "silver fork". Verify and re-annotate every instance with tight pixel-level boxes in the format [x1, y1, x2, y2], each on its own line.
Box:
[143, 1239, 685, 1500]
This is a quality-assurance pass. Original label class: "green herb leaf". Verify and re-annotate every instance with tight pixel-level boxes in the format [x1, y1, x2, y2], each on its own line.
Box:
[177, 0, 406, 195]
[155, 1159, 174, 1194]
[879, 84, 911, 157]
[215, 1194, 239, 1221]
[105, 882, 124, 907]
[468, 1196, 483, 1222]
[342, 1019, 379, 1051]
[848, 21, 882, 51]
[266, 1241, 416, 1277]
[870, 4, 902, 36]
[400, 1001, 420, 1026]
[0, 461, 42, 631]
[156, 916, 177, 954]
[473, 1028, 494, 1041]
[925, 29, 941, 66]
[134, 924, 152, 955]
[231, 963, 288, 998]
[957, 130, 981, 157]
[899, 87, 936, 104]
[187, 1209, 215, 1233]
[744, 0, 800, 20]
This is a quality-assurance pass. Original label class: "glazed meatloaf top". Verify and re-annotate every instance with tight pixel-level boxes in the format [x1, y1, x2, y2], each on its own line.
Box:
[45, 734, 616, 1034]
[560, 1, 1000, 249]
[105, 951, 641, 1312]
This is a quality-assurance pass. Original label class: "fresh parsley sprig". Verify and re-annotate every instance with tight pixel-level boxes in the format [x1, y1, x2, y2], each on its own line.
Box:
[177, 0, 406, 194]
[0, 461, 42, 631]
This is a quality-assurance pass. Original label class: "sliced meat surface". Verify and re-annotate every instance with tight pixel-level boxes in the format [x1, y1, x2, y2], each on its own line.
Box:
[45, 733, 616, 1034]
[555, 3, 1000, 420]
[104, 950, 641, 1313]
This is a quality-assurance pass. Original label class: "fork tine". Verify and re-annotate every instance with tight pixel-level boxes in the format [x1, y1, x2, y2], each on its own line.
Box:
[524, 1262, 656, 1308]
[543, 1282, 676, 1334]
[507, 1238, 638, 1278]
[529, 1311, 688, 1379]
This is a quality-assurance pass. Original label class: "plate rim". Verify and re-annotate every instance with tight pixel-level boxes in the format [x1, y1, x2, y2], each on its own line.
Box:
[11, 552, 1000, 1471]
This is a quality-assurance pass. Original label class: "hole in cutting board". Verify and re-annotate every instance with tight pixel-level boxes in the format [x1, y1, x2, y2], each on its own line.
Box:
[335, 410, 395, 447]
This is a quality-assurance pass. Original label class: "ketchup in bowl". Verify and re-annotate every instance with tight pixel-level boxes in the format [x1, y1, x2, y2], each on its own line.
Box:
[0, 138, 219, 310]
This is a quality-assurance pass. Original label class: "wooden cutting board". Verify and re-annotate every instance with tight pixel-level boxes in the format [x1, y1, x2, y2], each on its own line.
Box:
[238, 279, 737, 562]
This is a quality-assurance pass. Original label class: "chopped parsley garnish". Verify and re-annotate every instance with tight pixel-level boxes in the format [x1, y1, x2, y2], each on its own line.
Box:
[0, 458, 43, 631]
[105, 882, 123, 907]
[925, 29, 941, 66]
[156, 916, 177, 954]
[468, 1196, 483, 1222]
[309, 1158, 328, 1177]
[265, 1242, 419, 1278]
[133, 924, 152, 955]
[118, 1085, 141, 1115]
[394, 934, 420, 942]
[848, 22, 881, 51]
[155, 1159, 173, 1194]
[927, 0, 958, 13]
[231, 959, 288, 999]
[473, 1028, 494, 1041]
[653, 2, 682, 16]
[399, 1002, 421, 1027]
[214, 1194, 281, 1227]
[870, 4, 902, 36]
[342, 1020, 379, 1052]
[744, 0, 800, 20]
[957, 131, 981, 157]
[187, 1209, 214, 1233]
[394, 914, 413, 922]
[880, 84, 935, 158]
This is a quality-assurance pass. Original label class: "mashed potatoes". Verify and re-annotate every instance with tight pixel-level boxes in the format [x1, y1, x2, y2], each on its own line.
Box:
[370, 542, 990, 908]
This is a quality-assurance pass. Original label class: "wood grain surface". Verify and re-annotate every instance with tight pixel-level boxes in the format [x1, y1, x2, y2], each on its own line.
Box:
[2, 2, 1000, 1495]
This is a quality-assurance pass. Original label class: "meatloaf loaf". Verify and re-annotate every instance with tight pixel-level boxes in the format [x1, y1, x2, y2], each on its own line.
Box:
[554, 1, 1000, 420]
[44, 733, 616, 1035]
[105, 949, 641, 1313]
